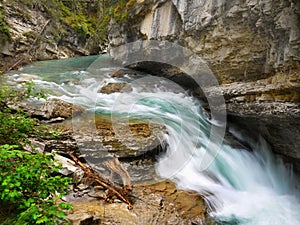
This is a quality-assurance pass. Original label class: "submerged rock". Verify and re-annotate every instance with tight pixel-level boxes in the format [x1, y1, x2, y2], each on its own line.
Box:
[111, 68, 126, 78]
[99, 82, 133, 94]
[110, 68, 139, 78]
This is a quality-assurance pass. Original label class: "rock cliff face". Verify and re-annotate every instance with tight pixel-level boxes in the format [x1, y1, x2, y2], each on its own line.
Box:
[108, 0, 300, 170]
[0, 1, 101, 71]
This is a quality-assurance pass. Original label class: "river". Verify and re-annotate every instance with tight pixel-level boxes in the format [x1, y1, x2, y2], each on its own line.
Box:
[7, 55, 300, 225]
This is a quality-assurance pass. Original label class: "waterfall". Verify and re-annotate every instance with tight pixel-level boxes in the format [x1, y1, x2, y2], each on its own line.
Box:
[8, 56, 300, 224]
[104, 82, 300, 225]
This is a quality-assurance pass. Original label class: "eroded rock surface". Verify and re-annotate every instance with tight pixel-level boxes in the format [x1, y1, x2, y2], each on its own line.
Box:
[62, 114, 166, 159]
[65, 180, 212, 225]
[38, 98, 86, 119]
[0, 1, 102, 71]
[108, 0, 300, 168]
[110, 0, 300, 83]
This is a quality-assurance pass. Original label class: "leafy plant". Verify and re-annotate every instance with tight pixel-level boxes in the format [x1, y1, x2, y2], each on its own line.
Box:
[0, 109, 37, 146]
[22, 81, 48, 99]
[0, 78, 72, 224]
[0, 144, 72, 225]
[0, 80, 48, 146]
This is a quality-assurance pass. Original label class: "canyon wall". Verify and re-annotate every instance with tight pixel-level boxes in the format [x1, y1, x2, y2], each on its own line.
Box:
[0, 1, 102, 71]
[108, 0, 300, 170]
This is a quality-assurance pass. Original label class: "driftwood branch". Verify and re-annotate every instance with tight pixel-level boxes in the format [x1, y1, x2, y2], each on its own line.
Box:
[6, 20, 50, 72]
[102, 156, 132, 191]
[68, 152, 133, 209]
[27, 20, 50, 54]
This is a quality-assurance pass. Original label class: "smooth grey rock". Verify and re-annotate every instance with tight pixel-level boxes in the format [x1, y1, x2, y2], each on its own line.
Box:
[54, 154, 82, 176]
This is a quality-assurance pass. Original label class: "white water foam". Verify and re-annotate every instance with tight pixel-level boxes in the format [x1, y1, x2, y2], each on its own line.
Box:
[8, 62, 300, 225]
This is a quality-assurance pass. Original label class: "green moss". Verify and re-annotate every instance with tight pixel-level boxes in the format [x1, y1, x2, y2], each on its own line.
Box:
[23, 31, 35, 39]
[64, 13, 95, 38]
[112, 0, 136, 24]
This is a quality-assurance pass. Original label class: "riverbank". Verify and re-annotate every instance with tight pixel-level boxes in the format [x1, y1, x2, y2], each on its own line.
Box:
[6, 57, 300, 224]
[1, 1, 299, 224]
[4, 62, 215, 224]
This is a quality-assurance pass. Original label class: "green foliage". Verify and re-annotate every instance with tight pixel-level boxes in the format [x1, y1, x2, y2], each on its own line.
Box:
[23, 31, 36, 40]
[0, 80, 47, 103]
[64, 13, 95, 39]
[112, 0, 135, 23]
[0, 80, 48, 146]
[0, 144, 72, 225]
[22, 81, 48, 99]
[89, 0, 136, 46]
[0, 78, 72, 224]
[12, 0, 96, 41]
[1, 0, 138, 55]
[0, 110, 36, 146]
[0, 11, 11, 43]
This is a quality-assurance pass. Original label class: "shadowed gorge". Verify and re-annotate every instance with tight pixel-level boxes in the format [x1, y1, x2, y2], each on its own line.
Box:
[0, 0, 299, 224]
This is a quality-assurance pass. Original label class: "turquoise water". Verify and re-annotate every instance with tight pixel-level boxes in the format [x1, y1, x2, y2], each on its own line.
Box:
[7, 55, 300, 225]
[18, 55, 99, 80]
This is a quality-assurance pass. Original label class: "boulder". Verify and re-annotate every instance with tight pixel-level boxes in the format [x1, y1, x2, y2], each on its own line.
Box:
[110, 68, 139, 78]
[66, 212, 100, 225]
[23, 139, 46, 154]
[110, 68, 126, 78]
[38, 98, 85, 119]
[54, 154, 83, 177]
[99, 82, 132, 94]
[72, 114, 167, 159]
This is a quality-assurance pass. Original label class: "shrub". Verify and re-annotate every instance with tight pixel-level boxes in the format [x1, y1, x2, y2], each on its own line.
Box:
[0, 81, 47, 146]
[0, 144, 72, 225]
[0, 110, 36, 146]
[0, 79, 72, 224]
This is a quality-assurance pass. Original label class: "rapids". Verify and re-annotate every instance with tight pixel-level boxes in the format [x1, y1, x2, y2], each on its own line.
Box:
[7, 55, 300, 225]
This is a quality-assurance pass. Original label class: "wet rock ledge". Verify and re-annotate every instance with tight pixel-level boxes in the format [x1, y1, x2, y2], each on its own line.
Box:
[65, 180, 212, 225]
[20, 95, 211, 225]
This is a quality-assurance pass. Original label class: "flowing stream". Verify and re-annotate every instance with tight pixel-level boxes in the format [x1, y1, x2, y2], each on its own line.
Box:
[7, 55, 300, 225]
